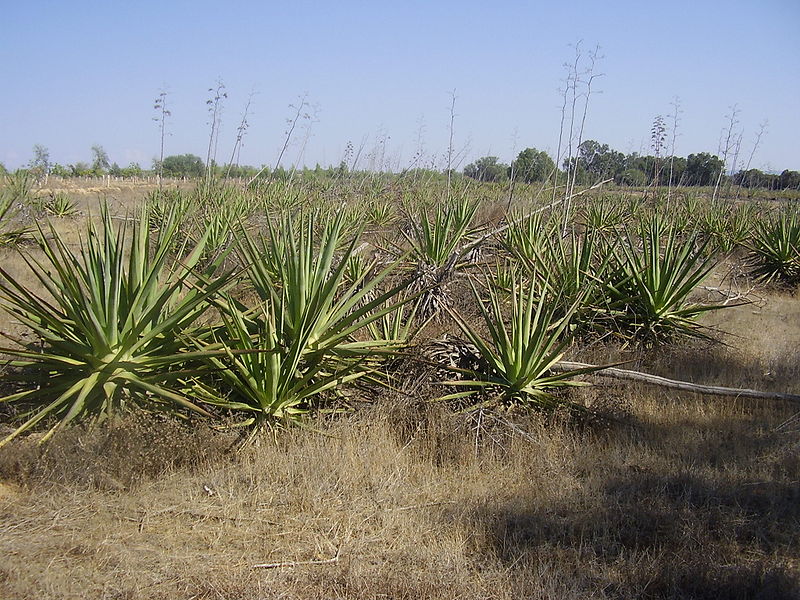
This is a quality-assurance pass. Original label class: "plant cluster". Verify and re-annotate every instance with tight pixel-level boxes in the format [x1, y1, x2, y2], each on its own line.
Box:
[0, 181, 795, 445]
[748, 207, 800, 285]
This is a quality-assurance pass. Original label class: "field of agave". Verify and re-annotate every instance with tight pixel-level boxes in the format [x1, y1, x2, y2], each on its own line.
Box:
[0, 175, 798, 445]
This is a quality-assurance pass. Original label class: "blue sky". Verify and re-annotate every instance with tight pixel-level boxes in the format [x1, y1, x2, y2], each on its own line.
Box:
[2, 0, 798, 172]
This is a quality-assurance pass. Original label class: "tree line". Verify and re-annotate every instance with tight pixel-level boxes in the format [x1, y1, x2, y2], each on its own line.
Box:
[2, 145, 265, 181]
[2, 145, 379, 182]
[463, 140, 800, 190]
[5, 140, 797, 190]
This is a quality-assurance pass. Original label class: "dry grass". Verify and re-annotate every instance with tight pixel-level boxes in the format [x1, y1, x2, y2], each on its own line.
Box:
[1, 340, 798, 599]
[0, 182, 798, 598]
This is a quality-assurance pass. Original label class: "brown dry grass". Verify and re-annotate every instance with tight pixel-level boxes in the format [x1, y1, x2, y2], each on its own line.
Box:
[0, 182, 798, 599]
[0, 382, 798, 599]
[1, 321, 798, 599]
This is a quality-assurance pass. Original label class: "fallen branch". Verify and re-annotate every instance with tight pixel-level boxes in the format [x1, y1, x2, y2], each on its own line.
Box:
[775, 411, 800, 432]
[252, 547, 341, 569]
[390, 501, 457, 512]
[553, 361, 800, 403]
[700, 285, 759, 306]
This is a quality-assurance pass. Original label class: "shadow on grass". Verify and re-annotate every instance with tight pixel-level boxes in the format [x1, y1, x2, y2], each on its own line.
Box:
[460, 479, 798, 598]
[448, 408, 800, 599]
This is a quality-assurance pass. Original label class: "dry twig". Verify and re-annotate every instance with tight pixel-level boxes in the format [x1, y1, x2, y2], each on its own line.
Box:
[252, 547, 341, 569]
[554, 361, 800, 403]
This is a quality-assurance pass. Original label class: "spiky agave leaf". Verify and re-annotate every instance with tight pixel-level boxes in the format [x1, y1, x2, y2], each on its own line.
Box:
[41, 192, 78, 217]
[513, 226, 615, 335]
[0, 187, 33, 246]
[747, 208, 800, 286]
[440, 276, 602, 409]
[604, 216, 723, 345]
[402, 198, 479, 269]
[205, 210, 416, 429]
[697, 200, 757, 254]
[392, 198, 482, 318]
[0, 203, 233, 446]
[580, 197, 629, 233]
[502, 211, 556, 267]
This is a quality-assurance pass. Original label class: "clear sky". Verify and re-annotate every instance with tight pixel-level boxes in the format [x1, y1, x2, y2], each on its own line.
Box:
[2, 0, 798, 173]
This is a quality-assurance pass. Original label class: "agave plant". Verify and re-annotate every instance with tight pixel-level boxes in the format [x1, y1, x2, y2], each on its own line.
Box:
[747, 207, 800, 286]
[440, 276, 600, 409]
[185, 185, 256, 258]
[195, 204, 250, 262]
[366, 199, 396, 228]
[503, 211, 556, 266]
[698, 200, 756, 254]
[192, 302, 356, 429]
[490, 257, 521, 295]
[365, 294, 429, 347]
[395, 198, 481, 317]
[515, 227, 616, 336]
[403, 198, 479, 269]
[0, 188, 32, 247]
[580, 198, 628, 233]
[203, 211, 415, 429]
[604, 217, 722, 345]
[41, 191, 78, 217]
[2, 171, 37, 206]
[145, 188, 198, 234]
[0, 204, 232, 445]
[258, 180, 306, 213]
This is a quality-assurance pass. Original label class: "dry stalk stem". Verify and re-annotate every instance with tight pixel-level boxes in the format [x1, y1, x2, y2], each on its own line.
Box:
[205, 79, 227, 184]
[666, 96, 681, 206]
[554, 361, 800, 403]
[734, 120, 767, 200]
[225, 92, 255, 178]
[246, 94, 309, 185]
[252, 547, 341, 569]
[446, 89, 457, 202]
[563, 44, 602, 236]
[153, 90, 170, 186]
[712, 104, 740, 202]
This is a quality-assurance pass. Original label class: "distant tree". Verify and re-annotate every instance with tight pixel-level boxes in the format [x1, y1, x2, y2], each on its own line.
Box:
[249, 165, 271, 181]
[223, 164, 258, 179]
[108, 162, 144, 178]
[70, 162, 92, 176]
[510, 148, 555, 183]
[665, 156, 687, 186]
[619, 168, 648, 187]
[569, 140, 625, 182]
[334, 160, 348, 177]
[122, 162, 144, 178]
[50, 163, 70, 177]
[733, 168, 769, 189]
[779, 169, 800, 190]
[0, 162, 7, 176]
[272, 165, 289, 181]
[91, 145, 110, 174]
[463, 156, 508, 182]
[685, 152, 724, 186]
[29, 144, 51, 181]
[159, 154, 204, 178]
[624, 153, 656, 184]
